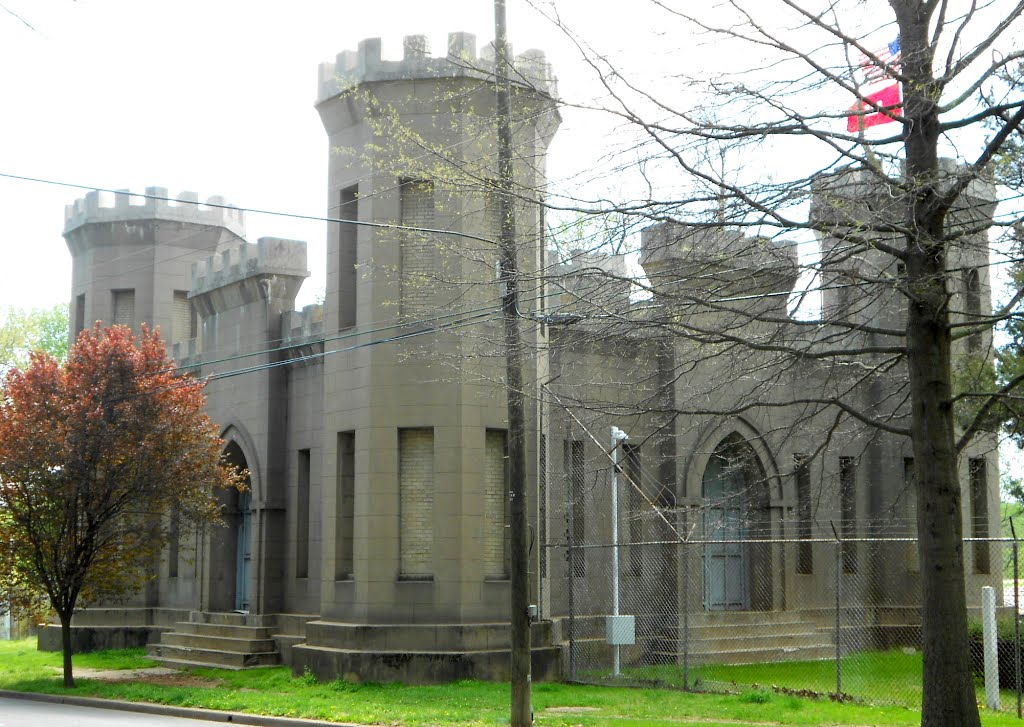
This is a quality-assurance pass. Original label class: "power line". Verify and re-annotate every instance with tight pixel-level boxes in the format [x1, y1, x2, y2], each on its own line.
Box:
[111, 306, 503, 403]
[163, 302, 503, 376]
[0, 171, 500, 246]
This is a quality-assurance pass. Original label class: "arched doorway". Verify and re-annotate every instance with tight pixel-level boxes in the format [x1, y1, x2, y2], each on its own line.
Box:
[702, 434, 771, 611]
[209, 441, 252, 612]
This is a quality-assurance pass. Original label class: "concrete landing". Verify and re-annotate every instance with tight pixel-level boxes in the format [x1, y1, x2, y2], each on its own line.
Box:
[291, 620, 561, 684]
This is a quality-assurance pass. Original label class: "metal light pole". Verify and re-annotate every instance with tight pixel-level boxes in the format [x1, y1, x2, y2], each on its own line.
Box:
[610, 425, 628, 676]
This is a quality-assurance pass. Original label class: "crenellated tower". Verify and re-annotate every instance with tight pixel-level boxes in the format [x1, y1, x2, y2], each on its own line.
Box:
[810, 161, 997, 350]
[297, 32, 561, 681]
[63, 188, 246, 351]
[809, 162, 1000, 610]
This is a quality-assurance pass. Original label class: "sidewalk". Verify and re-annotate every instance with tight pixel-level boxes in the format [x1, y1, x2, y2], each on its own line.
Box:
[0, 689, 367, 727]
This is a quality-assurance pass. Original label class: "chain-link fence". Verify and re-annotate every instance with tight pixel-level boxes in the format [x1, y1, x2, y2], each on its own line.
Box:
[542, 531, 1024, 712]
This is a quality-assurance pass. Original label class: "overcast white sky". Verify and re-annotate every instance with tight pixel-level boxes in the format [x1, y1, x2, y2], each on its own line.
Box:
[0, 0, 1015, 314]
[0, 0, 674, 311]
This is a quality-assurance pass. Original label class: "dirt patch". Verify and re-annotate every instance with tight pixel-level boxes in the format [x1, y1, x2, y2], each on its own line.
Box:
[540, 713, 784, 726]
[542, 706, 601, 714]
[59, 666, 223, 688]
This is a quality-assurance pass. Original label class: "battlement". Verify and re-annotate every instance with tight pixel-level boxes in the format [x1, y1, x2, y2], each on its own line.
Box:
[558, 250, 629, 278]
[64, 187, 246, 239]
[282, 304, 325, 348]
[638, 223, 799, 302]
[170, 338, 201, 370]
[316, 32, 556, 104]
[191, 237, 309, 297]
[641, 223, 798, 274]
[553, 251, 631, 315]
[810, 160, 997, 233]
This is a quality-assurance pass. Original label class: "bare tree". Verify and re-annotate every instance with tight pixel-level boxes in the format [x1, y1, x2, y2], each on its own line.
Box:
[522, 1, 1024, 726]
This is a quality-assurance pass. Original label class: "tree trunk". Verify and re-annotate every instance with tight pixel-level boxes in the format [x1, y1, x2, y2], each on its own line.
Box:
[893, 2, 981, 722]
[905, 206, 980, 727]
[59, 611, 75, 688]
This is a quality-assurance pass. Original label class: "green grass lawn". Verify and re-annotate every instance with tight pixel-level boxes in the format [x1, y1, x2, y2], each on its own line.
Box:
[620, 649, 1024, 712]
[0, 639, 1022, 726]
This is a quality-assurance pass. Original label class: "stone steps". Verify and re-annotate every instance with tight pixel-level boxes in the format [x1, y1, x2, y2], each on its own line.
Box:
[675, 644, 835, 665]
[173, 621, 275, 639]
[159, 632, 278, 653]
[147, 613, 282, 670]
[657, 631, 830, 654]
[645, 612, 834, 665]
[147, 644, 281, 669]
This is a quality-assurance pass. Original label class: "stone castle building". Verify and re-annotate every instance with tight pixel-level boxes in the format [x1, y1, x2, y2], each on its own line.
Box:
[45, 33, 1001, 682]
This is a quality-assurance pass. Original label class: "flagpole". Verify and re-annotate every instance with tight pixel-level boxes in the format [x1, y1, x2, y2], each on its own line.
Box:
[858, 112, 881, 171]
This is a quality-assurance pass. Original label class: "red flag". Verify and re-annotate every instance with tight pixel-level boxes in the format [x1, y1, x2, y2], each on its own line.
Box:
[847, 36, 902, 132]
[847, 83, 902, 132]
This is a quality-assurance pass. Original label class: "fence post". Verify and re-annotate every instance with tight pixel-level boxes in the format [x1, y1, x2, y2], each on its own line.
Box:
[1012, 517, 1021, 719]
[566, 421, 576, 682]
[831, 520, 842, 698]
[983, 585, 1001, 710]
[682, 537, 690, 690]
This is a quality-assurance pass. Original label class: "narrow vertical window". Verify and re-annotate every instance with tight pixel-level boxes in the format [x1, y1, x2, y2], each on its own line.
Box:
[172, 291, 192, 344]
[399, 180, 435, 316]
[539, 433, 547, 578]
[565, 440, 586, 577]
[840, 457, 857, 574]
[296, 449, 311, 578]
[112, 289, 135, 329]
[623, 443, 643, 577]
[964, 268, 982, 352]
[336, 432, 355, 580]
[484, 430, 510, 579]
[74, 293, 85, 337]
[167, 503, 180, 578]
[399, 428, 434, 579]
[970, 457, 990, 574]
[538, 199, 547, 334]
[795, 454, 813, 575]
[338, 186, 358, 330]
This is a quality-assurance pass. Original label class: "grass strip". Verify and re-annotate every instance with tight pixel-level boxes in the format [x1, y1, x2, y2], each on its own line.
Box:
[0, 639, 1020, 726]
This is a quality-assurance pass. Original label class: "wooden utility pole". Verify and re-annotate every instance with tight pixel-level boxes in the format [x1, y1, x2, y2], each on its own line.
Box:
[493, 0, 532, 723]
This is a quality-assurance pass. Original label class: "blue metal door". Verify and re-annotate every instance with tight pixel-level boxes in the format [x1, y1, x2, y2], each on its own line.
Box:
[234, 490, 251, 612]
[703, 452, 749, 610]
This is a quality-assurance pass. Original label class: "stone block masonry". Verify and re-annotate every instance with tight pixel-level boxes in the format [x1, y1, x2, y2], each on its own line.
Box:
[484, 430, 509, 579]
[400, 428, 435, 578]
[399, 181, 438, 317]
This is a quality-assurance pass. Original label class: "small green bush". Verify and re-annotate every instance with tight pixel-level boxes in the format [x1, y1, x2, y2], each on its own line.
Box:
[967, 617, 1020, 642]
[967, 619, 1024, 689]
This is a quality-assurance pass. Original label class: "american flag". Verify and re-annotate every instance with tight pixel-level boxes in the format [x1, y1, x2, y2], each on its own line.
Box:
[858, 37, 901, 85]
[847, 36, 902, 132]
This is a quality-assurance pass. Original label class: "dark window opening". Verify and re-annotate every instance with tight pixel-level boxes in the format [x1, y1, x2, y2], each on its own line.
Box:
[795, 454, 812, 575]
[840, 457, 857, 574]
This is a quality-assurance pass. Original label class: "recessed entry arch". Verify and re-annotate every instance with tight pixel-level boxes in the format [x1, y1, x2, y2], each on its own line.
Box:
[209, 428, 256, 613]
[701, 432, 774, 611]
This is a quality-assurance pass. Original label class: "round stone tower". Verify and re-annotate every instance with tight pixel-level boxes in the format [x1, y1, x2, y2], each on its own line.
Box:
[296, 32, 561, 682]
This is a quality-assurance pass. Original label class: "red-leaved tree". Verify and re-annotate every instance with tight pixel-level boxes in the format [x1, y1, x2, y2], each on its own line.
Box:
[0, 324, 241, 687]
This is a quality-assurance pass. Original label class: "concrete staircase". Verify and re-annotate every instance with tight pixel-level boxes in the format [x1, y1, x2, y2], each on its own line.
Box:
[652, 611, 834, 665]
[147, 612, 281, 670]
